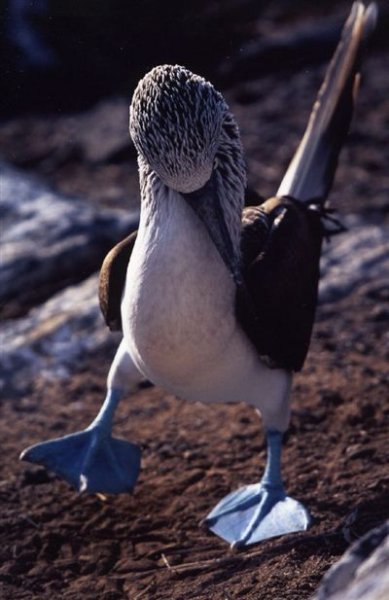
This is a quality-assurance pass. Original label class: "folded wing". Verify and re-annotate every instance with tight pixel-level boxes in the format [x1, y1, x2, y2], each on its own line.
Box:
[99, 231, 138, 331]
[237, 2, 377, 370]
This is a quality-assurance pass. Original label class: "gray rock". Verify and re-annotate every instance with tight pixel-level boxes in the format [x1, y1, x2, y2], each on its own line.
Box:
[0, 273, 120, 393]
[319, 216, 389, 304]
[313, 521, 389, 600]
[72, 97, 131, 163]
[0, 162, 139, 314]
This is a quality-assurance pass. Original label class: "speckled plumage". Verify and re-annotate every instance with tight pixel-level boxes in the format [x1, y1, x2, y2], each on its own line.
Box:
[130, 65, 228, 192]
[130, 65, 246, 256]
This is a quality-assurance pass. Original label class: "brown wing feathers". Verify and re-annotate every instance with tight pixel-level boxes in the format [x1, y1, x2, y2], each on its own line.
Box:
[98, 231, 137, 331]
[237, 198, 323, 371]
[238, 2, 376, 371]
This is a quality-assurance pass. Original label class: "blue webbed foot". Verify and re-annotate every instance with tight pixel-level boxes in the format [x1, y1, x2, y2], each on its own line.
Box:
[204, 482, 310, 547]
[20, 428, 141, 494]
[20, 389, 141, 494]
[204, 429, 311, 547]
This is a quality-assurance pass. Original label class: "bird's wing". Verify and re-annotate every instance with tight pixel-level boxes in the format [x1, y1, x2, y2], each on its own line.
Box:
[278, 1, 377, 202]
[237, 198, 323, 371]
[237, 2, 377, 371]
[99, 231, 138, 331]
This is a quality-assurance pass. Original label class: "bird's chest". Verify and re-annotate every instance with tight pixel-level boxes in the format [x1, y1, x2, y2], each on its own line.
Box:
[121, 195, 236, 383]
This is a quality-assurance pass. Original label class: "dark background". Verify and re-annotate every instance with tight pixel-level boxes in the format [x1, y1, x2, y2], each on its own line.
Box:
[3, 0, 387, 115]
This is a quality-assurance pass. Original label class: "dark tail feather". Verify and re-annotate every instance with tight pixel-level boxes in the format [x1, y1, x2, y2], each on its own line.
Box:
[277, 1, 377, 203]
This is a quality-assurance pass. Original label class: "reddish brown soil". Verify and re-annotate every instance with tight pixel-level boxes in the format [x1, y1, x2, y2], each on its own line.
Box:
[1, 10, 388, 599]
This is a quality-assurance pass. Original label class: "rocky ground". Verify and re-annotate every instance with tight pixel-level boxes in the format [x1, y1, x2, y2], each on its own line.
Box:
[1, 2, 388, 599]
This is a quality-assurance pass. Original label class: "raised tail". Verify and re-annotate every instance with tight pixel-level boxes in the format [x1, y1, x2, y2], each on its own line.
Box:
[277, 1, 377, 203]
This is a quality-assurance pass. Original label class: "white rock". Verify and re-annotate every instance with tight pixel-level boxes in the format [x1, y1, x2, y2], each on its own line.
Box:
[0, 162, 138, 308]
[1, 273, 120, 392]
[314, 521, 389, 600]
[319, 216, 389, 303]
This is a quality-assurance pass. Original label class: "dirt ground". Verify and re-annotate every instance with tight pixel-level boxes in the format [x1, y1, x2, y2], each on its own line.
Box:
[1, 6, 389, 600]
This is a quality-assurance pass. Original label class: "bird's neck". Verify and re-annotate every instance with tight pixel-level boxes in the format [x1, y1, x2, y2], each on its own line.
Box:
[137, 111, 246, 259]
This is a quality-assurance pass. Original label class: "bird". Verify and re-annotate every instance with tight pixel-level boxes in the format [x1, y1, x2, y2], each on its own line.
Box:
[21, 2, 377, 548]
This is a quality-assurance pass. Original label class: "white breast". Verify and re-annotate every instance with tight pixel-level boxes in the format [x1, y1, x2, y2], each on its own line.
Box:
[121, 188, 236, 385]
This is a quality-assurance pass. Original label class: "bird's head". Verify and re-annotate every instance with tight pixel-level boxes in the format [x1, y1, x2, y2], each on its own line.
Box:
[129, 64, 228, 194]
[130, 64, 246, 285]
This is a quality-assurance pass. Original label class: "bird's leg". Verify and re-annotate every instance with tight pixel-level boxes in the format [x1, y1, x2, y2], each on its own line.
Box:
[20, 340, 142, 494]
[205, 429, 311, 547]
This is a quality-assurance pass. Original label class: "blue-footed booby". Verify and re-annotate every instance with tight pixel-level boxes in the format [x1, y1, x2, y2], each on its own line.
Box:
[21, 2, 377, 547]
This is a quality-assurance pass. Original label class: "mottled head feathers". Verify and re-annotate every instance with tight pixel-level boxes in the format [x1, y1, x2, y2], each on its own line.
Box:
[130, 65, 234, 193]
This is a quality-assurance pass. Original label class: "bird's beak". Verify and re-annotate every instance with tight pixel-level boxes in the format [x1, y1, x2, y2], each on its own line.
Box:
[181, 171, 242, 286]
